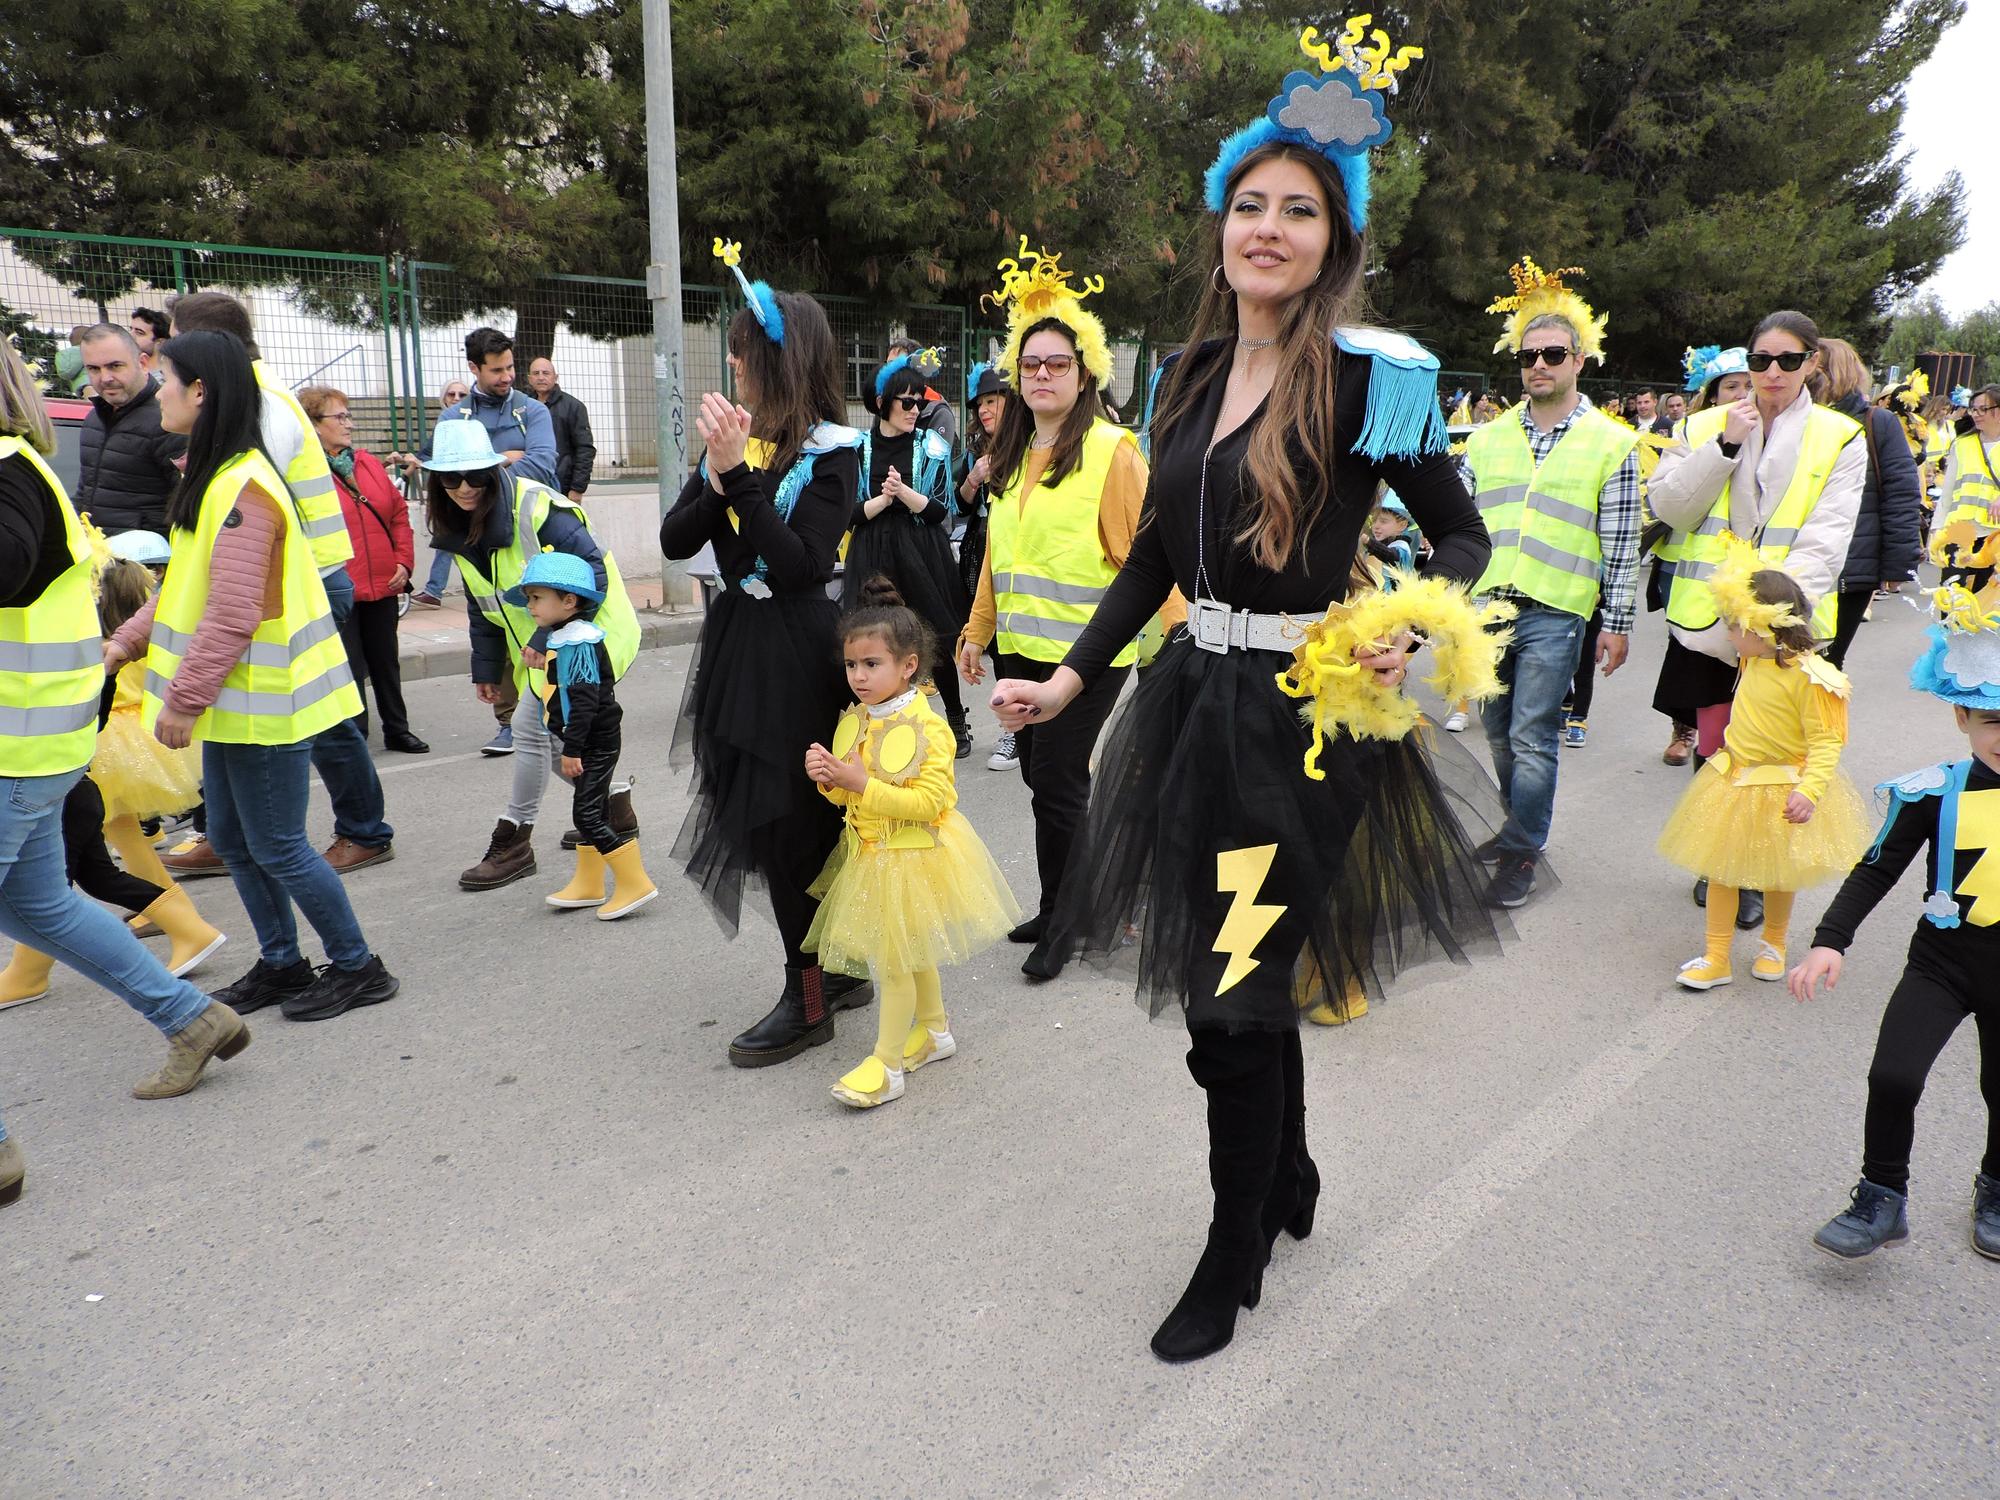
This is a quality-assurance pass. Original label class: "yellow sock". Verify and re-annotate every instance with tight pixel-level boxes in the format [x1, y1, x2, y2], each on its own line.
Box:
[1761, 890, 1795, 953]
[912, 968, 946, 1033]
[104, 814, 174, 890]
[874, 971, 918, 1070]
[1705, 883, 1739, 969]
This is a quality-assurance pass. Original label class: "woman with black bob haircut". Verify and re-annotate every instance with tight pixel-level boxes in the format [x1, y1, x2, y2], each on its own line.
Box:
[661, 246, 873, 1069]
[847, 351, 971, 755]
[107, 329, 398, 1023]
[991, 27, 1507, 1363]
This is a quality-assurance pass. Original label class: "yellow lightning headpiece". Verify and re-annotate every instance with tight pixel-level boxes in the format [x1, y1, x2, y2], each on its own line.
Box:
[986, 237, 1114, 390]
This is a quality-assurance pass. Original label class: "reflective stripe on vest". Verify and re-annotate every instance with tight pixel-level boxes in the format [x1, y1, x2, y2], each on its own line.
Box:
[0, 436, 105, 775]
[1466, 410, 1638, 617]
[1665, 404, 1861, 638]
[988, 419, 1135, 666]
[255, 362, 354, 570]
[451, 479, 641, 694]
[141, 449, 361, 745]
[1942, 432, 2000, 529]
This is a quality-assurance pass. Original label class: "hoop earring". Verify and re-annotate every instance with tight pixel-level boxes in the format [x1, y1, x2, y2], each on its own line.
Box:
[1211, 266, 1230, 296]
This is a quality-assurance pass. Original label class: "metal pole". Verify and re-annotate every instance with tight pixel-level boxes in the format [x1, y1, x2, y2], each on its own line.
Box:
[643, 0, 690, 602]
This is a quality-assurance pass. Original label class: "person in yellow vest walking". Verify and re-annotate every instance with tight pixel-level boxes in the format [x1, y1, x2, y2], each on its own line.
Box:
[0, 337, 251, 1206]
[425, 421, 646, 906]
[954, 240, 1180, 981]
[106, 331, 400, 1024]
[1935, 384, 2000, 589]
[1460, 260, 1643, 909]
[160, 293, 395, 879]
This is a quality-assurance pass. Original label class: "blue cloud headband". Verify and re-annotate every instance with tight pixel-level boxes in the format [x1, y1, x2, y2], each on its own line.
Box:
[712, 238, 784, 347]
[1204, 17, 1423, 235]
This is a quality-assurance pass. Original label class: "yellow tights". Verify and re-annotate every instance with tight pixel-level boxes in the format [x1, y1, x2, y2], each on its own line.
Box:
[873, 968, 947, 1069]
[1703, 884, 1797, 967]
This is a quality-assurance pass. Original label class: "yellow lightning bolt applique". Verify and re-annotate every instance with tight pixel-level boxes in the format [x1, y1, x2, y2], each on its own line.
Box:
[1955, 789, 2000, 927]
[1213, 844, 1288, 995]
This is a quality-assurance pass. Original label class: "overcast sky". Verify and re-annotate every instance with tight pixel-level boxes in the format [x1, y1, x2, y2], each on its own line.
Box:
[1901, 4, 1992, 316]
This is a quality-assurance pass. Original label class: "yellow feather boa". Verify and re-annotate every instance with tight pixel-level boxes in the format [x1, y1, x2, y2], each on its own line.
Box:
[1275, 575, 1516, 778]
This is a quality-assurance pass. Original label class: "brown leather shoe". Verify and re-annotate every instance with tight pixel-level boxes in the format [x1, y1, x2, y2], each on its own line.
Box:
[131, 1001, 251, 1100]
[1662, 726, 1696, 767]
[459, 818, 536, 890]
[323, 837, 394, 874]
[160, 834, 229, 879]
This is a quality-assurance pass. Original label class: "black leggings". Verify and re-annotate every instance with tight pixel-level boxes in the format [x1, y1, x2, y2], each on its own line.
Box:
[64, 776, 164, 915]
[995, 651, 1130, 920]
[1863, 956, 2000, 1193]
[571, 729, 627, 855]
[1823, 587, 1873, 673]
[341, 593, 413, 738]
[1564, 609, 1603, 720]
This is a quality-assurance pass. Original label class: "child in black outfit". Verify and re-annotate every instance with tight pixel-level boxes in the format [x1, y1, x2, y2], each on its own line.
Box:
[507, 552, 657, 921]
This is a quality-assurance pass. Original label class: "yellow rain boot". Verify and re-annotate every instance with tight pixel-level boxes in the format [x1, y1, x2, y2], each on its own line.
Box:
[1306, 974, 1368, 1026]
[105, 813, 175, 889]
[139, 885, 228, 978]
[0, 945, 56, 1010]
[597, 840, 658, 921]
[546, 846, 607, 909]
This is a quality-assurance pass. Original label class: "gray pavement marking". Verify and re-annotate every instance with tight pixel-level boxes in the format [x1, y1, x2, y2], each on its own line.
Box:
[366, 748, 491, 779]
[1061, 993, 1726, 1500]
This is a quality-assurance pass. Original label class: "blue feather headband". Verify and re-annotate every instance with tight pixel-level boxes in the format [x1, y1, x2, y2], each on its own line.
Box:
[712, 239, 785, 347]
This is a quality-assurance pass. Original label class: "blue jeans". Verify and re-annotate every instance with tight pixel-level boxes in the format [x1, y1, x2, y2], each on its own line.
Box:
[204, 740, 371, 971]
[422, 552, 452, 597]
[1480, 601, 1587, 858]
[0, 769, 211, 1058]
[309, 569, 393, 847]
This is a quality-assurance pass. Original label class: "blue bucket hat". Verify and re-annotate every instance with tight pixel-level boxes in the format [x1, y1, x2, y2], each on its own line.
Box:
[503, 550, 604, 608]
[106, 529, 172, 565]
[426, 419, 507, 473]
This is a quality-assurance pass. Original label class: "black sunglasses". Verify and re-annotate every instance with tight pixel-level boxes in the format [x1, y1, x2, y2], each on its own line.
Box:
[1746, 350, 1811, 372]
[1517, 346, 1574, 368]
[435, 470, 492, 489]
[890, 395, 924, 412]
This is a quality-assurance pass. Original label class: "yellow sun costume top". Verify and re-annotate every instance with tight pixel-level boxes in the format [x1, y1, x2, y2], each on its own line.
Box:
[805, 687, 1021, 978]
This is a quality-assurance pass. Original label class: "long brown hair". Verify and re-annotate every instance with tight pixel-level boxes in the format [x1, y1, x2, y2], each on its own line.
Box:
[425, 467, 503, 548]
[729, 291, 845, 479]
[1151, 141, 1369, 570]
[986, 319, 1105, 493]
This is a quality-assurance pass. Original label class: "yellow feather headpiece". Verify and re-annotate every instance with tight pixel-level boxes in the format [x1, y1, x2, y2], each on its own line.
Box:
[986, 237, 1114, 390]
[1707, 531, 1806, 643]
[1487, 257, 1608, 364]
[1894, 370, 1931, 411]
[1275, 576, 1516, 776]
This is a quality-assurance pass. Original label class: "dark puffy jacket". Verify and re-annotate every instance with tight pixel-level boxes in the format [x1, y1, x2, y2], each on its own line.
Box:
[541, 386, 598, 495]
[75, 380, 186, 535]
[1833, 391, 1923, 591]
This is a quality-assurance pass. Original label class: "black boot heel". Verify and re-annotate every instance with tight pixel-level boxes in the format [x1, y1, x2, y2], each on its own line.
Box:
[1150, 1237, 1267, 1363]
[1241, 1269, 1263, 1310]
[1286, 1156, 1320, 1241]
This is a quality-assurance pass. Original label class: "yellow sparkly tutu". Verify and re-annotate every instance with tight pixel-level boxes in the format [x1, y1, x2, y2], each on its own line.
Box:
[92, 663, 202, 820]
[1656, 761, 1873, 891]
[806, 811, 1023, 979]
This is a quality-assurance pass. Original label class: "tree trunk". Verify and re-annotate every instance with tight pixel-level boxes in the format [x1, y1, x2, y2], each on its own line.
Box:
[511, 279, 565, 369]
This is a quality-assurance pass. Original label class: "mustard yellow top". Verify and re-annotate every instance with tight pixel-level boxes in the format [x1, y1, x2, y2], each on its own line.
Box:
[820, 689, 958, 847]
[1710, 653, 1850, 804]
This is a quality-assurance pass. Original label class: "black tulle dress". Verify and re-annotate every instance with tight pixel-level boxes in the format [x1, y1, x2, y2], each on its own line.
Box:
[1054, 340, 1511, 1030]
[660, 440, 856, 957]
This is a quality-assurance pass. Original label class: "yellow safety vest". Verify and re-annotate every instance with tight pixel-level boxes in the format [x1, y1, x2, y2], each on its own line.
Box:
[988, 419, 1138, 666]
[0, 437, 105, 775]
[142, 449, 360, 745]
[1466, 409, 1638, 618]
[1941, 432, 1999, 530]
[452, 477, 641, 695]
[254, 361, 353, 571]
[1665, 405, 1861, 639]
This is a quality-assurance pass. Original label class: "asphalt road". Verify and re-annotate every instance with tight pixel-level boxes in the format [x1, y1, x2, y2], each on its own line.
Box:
[3, 598, 1993, 1500]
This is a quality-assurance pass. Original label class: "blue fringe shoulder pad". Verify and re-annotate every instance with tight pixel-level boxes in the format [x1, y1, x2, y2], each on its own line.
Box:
[1334, 326, 1448, 463]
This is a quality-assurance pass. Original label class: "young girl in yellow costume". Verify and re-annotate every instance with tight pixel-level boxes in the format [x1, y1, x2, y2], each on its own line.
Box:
[1657, 535, 1872, 990]
[804, 577, 1021, 1109]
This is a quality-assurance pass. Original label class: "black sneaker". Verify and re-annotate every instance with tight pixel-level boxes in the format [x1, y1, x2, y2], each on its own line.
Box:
[282, 955, 401, 1022]
[1471, 836, 1504, 864]
[1485, 855, 1537, 909]
[1974, 1173, 2000, 1261]
[1814, 1178, 1909, 1259]
[210, 958, 316, 1015]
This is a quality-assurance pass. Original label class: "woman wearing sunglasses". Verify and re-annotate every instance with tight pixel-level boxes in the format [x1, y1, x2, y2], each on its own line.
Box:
[846, 353, 972, 756]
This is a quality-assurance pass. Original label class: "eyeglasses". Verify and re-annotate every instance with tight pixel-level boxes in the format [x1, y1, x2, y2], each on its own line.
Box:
[1019, 354, 1076, 378]
[890, 395, 924, 411]
[322, 411, 354, 424]
[1746, 350, 1810, 372]
[1517, 346, 1574, 368]
[1971, 404, 2000, 417]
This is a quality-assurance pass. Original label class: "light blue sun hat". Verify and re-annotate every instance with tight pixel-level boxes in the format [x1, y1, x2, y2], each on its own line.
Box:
[425, 419, 507, 473]
[503, 550, 604, 608]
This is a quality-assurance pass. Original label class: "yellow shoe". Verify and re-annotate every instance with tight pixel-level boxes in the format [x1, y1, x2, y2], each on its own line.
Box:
[1306, 976, 1369, 1026]
[903, 1024, 957, 1070]
[1676, 956, 1733, 991]
[0, 945, 55, 1010]
[546, 846, 607, 909]
[139, 885, 228, 978]
[832, 1055, 904, 1109]
[597, 840, 658, 921]
[1751, 944, 1787, 982]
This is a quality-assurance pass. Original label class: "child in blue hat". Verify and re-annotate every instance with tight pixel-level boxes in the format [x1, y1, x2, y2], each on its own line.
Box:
[505, 552, 657, 919]
[1790, 578, 2000, 1263]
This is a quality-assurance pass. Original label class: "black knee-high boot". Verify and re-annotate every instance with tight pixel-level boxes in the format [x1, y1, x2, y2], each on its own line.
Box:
[1261, 1029, 1321, 1246]
[1152, 1028, 1287, 1363]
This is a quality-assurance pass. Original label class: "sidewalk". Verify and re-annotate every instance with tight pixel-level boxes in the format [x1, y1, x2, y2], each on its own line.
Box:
[395, 577, 706, 680]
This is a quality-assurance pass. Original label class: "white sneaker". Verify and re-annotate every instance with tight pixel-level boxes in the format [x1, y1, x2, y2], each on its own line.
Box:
[987, 731, 1019, 771]
[903, 1025, 957, 1071]
[1443, 710, 1470, 733]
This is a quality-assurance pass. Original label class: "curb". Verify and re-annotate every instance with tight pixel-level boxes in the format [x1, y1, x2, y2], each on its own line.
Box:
[397, 611, 705, 681]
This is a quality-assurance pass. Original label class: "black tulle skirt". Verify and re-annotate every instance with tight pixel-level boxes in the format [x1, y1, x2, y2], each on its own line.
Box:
[671, 587, 847, 932]
[1051, 634, 1514, 1031]
[842, 515, 970, 648]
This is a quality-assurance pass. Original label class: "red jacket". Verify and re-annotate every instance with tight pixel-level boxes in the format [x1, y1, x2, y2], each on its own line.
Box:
[334, 447, 415, 601]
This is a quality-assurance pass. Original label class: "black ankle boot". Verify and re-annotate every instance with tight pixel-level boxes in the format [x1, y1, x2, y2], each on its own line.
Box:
[727, 966, 834, 1068]
[821, 971, 874, 1013]
[1009, 915, 1046, 944]
[1151, 1229, 1267, 1363]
